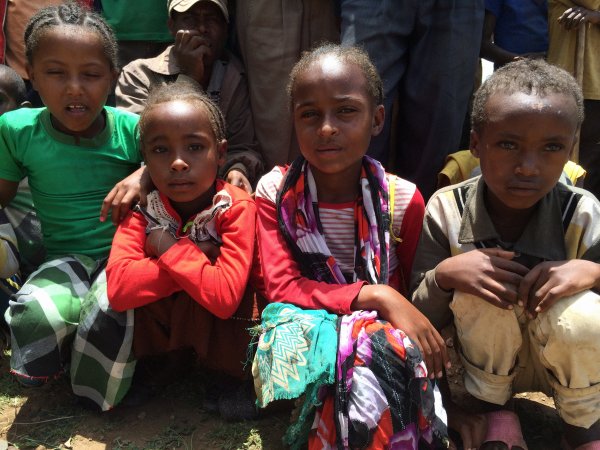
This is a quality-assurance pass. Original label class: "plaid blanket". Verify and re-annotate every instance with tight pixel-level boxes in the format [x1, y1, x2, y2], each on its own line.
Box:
[5, 256, 135, 410]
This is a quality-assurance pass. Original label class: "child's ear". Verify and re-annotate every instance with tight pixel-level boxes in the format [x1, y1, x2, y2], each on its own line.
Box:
[470, 129, 481, 158]
[110, 68, 119, 89]
[139, 143, 147, 163]
[25, 64, 38, 92]
[566, 131, 579, 161]
[217, 139, 227, 166]
[371, 104, 385, 137]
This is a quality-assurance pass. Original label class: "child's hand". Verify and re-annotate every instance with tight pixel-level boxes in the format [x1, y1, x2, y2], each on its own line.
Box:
[435, 249, 529, 310]
[145, 228, 177, 257]
[173, 29, 210, 84]
[226, 169, 252, 194]
[101, 166, 149, 225]
[196, 240, 221, 264]
[518, 260, 600, 318]
[559, 6, 600, 30]
[355, 284, 450, 379]
[446, 402, 488, 450]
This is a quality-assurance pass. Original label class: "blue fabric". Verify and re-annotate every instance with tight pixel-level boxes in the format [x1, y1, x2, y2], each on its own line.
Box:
[253, 303, 338, 407]
[340, 0, 484, 200]
[253, 303, 338, 448]
[485, 0, 548, 55]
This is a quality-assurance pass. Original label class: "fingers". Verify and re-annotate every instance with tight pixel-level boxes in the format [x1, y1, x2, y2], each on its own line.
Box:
[175, 29, 199, 48]
[461, 432, 474, 450]
[138, 166, 152, 207]
[112, 189, 137, 225]
[100, 186, 119, 223]
[559, 7, 588, 29]
[100, 184, 137, 226]
[491, 255, 529, 276]
[226, 171, 252, 194]
[414, 326, 450, 380]
[476, 275, 520, 307]
[109, 186, 128, 226]
[479, 247, 517, 260]
[429, 328, 450, 379]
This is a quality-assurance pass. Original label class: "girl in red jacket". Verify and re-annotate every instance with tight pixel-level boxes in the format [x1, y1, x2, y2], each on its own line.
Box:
[106, 82, 261, 417]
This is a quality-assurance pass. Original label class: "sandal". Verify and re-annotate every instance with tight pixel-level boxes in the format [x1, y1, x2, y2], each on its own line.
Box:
[575, 442, 600, 450]
[480, 410, 528, 450]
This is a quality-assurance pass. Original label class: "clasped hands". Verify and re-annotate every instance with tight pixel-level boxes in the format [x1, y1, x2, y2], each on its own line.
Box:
[435, 248, 600, 319]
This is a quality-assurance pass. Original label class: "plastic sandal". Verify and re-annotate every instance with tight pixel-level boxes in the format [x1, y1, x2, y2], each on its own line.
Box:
[480, 410, 528, 450]
[576, 442, 600, 450]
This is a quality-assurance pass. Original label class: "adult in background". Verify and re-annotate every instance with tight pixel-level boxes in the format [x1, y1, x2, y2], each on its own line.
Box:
[547, 0, 600, 200]
[480, 0, 548, 69]
[99, 0, 172, 68]
[235, 0, 339, 169]
[116, 0, 262, 193]
[340, 0, 485, 200]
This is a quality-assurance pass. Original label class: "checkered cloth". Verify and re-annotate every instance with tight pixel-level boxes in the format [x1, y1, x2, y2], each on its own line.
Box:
[71, 269, 136, 410]
[5, 255, 135, 410]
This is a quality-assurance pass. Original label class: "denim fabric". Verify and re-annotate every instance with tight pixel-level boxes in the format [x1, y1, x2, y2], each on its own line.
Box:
[340, 0, 484, 199]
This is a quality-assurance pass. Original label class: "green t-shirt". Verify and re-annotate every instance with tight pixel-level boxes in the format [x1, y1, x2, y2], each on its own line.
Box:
[0, 107, 142, 261]
[101, 0, 172, 42]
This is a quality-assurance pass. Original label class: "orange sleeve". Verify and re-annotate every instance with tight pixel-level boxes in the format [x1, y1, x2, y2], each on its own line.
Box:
[106, 210, 181, 312]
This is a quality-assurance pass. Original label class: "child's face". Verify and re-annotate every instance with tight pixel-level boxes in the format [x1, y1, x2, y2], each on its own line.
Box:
[471, 92, 578, 215]
[141, 100, 226, 219]
[0, 81, 20, 116]
[26, 27, 116, 138]
[292, 55, 384, 179]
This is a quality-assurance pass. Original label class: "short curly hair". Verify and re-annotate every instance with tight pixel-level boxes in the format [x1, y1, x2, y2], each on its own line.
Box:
[471, 59, 584, 132]
[287, 43, 383, 106]
[0, 65, 27, 105]
[25, 1, 118, 70]
[139, 81, 226, 143]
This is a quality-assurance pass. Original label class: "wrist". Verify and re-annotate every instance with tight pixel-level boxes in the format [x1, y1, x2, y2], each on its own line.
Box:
[353, 284, 393, 313]
[434, 261, 452, 291]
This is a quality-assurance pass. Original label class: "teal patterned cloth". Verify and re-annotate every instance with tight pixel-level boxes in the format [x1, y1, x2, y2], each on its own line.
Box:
[252, 303, 338, 446]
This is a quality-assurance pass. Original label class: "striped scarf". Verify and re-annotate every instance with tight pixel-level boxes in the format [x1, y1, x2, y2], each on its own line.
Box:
[276, 156, 390, 285]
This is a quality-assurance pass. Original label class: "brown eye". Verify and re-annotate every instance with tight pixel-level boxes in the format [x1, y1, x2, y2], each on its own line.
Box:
[544, 143, 564, 152]
[498, 141, 516, 150]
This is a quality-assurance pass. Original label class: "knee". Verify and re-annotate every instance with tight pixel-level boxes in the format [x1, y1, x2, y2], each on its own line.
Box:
[7, 289, 79, 335]
[541, 290, 600, 350]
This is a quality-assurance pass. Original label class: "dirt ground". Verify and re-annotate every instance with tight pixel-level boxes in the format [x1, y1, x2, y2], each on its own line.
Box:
[0, 339, 564, 450]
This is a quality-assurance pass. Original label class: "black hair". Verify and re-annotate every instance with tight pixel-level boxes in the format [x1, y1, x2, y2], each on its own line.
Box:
[24, 2, 118, 70]
[139, 81, 226, 142]
[287, 43, 383, 106]
[0, 65, 27, 104]
[472, 59, 584, 132]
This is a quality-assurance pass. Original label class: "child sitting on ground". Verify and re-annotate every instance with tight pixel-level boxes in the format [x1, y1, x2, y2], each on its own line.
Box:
[0, 64, 33, 345]
[252, 44, 449, 449]
[116, 0, 262, 193]
[412, 59, 600, 450]
[0, 3, 144, 408]
[106, 82, 262, 419]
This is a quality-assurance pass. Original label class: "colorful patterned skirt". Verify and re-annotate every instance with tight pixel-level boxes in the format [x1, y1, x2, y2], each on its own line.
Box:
[253, 304, 449, 449]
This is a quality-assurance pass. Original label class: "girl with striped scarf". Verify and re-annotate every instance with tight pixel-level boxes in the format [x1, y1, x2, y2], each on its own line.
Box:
[251, 44, 450, 449]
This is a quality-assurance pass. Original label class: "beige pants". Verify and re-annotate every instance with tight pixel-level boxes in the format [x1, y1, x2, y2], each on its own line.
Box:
[235, 0, 339, 169]
[451, 290, 600, 428]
